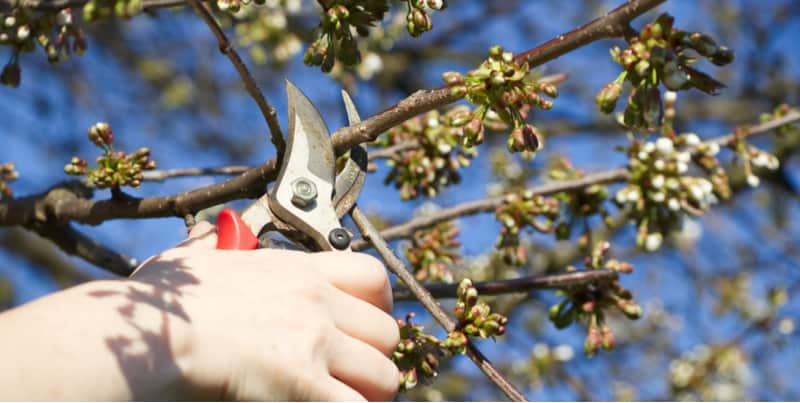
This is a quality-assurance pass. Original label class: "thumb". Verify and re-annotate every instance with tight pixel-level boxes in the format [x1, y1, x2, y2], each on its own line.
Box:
[177, 221, 218, 249]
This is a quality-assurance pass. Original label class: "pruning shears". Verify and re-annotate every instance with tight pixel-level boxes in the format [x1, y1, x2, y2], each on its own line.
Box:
[214, 80, 367, 251]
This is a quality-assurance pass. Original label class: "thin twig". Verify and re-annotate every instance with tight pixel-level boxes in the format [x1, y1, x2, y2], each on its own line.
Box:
[393, 270, 618, 300]
[185, 0, 286, 157]
[352, 169, 629, 250]
[367, 142, 420, 161]
[142, 165, 251, 182]
[352, 110, 800, 249]
[350, 206, 527, 401]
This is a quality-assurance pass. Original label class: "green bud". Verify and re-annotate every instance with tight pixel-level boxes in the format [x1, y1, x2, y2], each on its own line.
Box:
[442, 71, 463, 86]
[688, 32, 718, 57]
[488, 45, 503, 59]
[709, 46, 734, 66]
[595, 81, 622, 114]
[449, 85, 467, 98]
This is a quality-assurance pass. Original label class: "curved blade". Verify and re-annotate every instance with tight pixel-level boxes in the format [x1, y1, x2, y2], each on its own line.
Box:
[268, 80, 344, 251]
[334, 90, 368, 218]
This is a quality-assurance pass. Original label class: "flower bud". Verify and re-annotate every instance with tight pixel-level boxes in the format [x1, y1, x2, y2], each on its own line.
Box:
[426, 0, 446, 10]
[442, 71, 463, 86]
[596, 81, 622, 114]
[601, 325, 615, 351]
[709, 46, 734, 66]
[508, 125, 540, 153]
[488, 45, 503, 59]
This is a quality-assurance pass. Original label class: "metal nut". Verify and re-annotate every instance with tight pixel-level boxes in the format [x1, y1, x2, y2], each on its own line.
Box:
[291, 177, 317, 208]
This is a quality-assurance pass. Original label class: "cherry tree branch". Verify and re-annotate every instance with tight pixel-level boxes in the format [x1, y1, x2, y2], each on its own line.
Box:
[329, 0, 666, 152]
[142, 165, 252, 182]
[0, 0, 669, 228]
[185, 0, 286, 157]
[392, 270, 618, 301]
[350, 206, 527, 402]
[351, 110, 800, 249]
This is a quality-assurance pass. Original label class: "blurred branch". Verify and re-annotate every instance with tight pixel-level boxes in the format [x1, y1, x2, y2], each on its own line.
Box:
[1, 0, 183, 11]
[27, 222, 138, 276]
[353, 110, 800, 249]
[185, 0, 286, 157]
[393, 270, 618, 301]
[0, 227, 93, 286]
[351, 206, 527, 402]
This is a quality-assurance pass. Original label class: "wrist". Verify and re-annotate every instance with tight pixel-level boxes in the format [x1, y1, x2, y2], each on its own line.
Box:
[82, 279, 201, 399]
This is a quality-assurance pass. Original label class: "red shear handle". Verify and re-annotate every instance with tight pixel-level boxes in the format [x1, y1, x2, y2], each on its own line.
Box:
[216, 208, 259, 250]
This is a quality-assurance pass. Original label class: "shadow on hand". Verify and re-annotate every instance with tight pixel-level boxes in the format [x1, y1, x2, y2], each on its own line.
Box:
[87, 255, 201, 399]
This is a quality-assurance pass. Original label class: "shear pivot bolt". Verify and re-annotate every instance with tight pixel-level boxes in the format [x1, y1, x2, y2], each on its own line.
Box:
[329, 228, 351, 250]
[291, 177, 317, 208]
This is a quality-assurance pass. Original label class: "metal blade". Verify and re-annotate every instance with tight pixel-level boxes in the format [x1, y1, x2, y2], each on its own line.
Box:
[334, 90, 368, 218]
[268, 80, 345, 251]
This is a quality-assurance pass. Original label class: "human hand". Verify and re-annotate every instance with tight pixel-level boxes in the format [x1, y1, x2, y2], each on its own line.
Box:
[131, 222, 400, 401]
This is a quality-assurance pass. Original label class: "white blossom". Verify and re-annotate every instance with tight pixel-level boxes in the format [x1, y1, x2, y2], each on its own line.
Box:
[655, 137, 674, 155]
[645, 232, 663, 251]
[752, 152, 769, 168]
[767, 155, 780, 170]
[666, 177, 680, 190]
[684, 133, 701, 146]
[358, 52, 384, 79]
[747, 174, 760, 187]
[553, 345, 574, 362]
[706, 142, 720, 156]
[689, 184, 704, 202]
[668, 198, 681, 211]
[16, 25, 29, 41]
[654, 159, 666, 171]
[626, 188, 640, 203]
[615, 190, 627, 204]
[699, 179, 713, 195]
[664, 90, 678, 103]
[533, 343, 550, 359]
[651, 174, 665, 188]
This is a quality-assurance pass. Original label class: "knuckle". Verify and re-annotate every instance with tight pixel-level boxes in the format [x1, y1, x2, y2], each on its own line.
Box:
[299, 277, 333, 306]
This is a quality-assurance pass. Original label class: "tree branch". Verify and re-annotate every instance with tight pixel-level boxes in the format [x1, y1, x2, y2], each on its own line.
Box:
[142, 165, 252, 182]
[352, 110, 800, 249]
[185, 0, 286, 157]
[352, 169, 630, 250]
[350, 206, 527, 401]
[329, 0, 666, 152]
[2, 0, 183, 12]
[28, 222, 138, 276]
[0, 0, 670, 228]
[392, 270, 618, 301]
